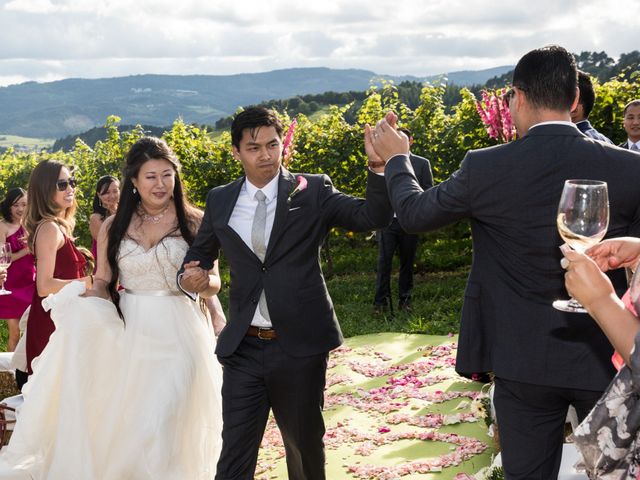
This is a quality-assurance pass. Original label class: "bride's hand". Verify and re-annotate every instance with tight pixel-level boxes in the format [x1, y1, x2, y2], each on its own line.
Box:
[83, 288, 110, 299]
[82, 278, 110, 299]
[212, 316, 226, 337]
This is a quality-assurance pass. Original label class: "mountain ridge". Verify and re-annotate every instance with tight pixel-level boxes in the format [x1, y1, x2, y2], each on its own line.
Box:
[0, 66, 513, 138]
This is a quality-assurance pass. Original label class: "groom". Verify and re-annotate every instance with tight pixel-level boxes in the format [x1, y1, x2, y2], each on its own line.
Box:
[180, 106, 391, 479]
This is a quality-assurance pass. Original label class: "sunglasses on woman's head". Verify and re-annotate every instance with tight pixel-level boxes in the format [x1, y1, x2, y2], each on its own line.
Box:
[56, 178, 77, 191]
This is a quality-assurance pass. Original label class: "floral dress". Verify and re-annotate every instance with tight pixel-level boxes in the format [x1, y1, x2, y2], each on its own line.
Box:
[572, 330, 640, 479]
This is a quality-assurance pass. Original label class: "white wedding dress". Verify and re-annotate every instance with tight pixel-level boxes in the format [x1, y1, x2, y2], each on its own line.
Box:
[0, 237, 223, 479]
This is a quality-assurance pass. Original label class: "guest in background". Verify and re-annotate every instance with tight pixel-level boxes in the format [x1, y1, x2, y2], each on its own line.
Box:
[570, 70, 613, 144]
[89, 175, 120, 262]
[0, 187, 35, 351]
[621, 99, 640, 151]
[23, 160, 91, 374]
[373, 128, 432, 314]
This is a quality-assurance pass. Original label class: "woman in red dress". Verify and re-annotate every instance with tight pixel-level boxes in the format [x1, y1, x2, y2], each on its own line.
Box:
[23, 160, 93, 374]
[0, 187, 35, 351]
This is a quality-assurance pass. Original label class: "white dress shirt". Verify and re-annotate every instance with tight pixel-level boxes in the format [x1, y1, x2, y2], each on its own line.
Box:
[228, 174, 279, 327]
[627, 140, 640, 151]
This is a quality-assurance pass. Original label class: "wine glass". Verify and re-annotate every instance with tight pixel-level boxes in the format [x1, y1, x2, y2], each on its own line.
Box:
[0, 242, 12, 296]
[553, 180, 609, 313]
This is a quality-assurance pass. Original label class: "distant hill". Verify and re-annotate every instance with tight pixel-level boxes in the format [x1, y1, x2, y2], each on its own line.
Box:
[51, 124, 167, 152]
[424, 65, 514, 86]
[0, 66, 513, 139]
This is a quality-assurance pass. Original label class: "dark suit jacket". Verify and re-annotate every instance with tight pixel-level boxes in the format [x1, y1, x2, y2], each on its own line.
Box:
[183, 167, 392, 358]
[385, 124, 640, 391]
[575, 120, 613, 144]
[409, 153, 434, 191]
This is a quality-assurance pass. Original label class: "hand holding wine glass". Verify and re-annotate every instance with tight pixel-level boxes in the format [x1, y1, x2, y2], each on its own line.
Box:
[0, 242, 12, 295]
[554, 180, 609, 313]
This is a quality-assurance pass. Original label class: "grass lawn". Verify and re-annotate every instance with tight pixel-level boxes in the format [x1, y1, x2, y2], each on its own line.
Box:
[0, 134, 55, 151]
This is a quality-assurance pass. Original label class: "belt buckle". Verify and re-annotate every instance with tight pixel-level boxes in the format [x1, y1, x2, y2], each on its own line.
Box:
[257, 327, 272, 340]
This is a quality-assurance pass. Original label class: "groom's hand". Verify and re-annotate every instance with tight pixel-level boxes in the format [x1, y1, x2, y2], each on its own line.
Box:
[180, 261, 210, 293]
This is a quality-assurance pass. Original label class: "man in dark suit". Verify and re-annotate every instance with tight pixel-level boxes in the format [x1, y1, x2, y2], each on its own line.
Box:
[179, 107, 391, 480]
[571, 70, 613, 144]
[368, 45, 640, 479]
[620, 99, 640, 151]
[373, 127, 432, 313]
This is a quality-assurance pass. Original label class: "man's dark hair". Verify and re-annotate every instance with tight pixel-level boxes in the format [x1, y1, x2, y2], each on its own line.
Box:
[512, 45, 577, 112]
[231, 107, 284, 149]
[624, 99, 640, 116]
[577, 70, 596, 118]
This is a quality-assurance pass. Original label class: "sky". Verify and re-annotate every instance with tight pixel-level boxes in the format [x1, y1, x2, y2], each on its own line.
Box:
[1, 0, 639, 88]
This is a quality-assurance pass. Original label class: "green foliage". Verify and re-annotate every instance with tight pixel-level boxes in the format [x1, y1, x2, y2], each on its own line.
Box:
[590, 74, 640, 144]
[1, 73, 638, 251]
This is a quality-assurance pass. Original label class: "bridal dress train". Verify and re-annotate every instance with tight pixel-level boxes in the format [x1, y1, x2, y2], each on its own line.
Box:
[0, 237, 223, 479]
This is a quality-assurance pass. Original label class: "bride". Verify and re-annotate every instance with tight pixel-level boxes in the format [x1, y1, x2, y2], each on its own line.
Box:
[0, 137, 223, 479]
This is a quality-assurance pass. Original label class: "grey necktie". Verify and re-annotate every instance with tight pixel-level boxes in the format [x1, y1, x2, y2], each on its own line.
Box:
[251, 190, 270, 322]
[631, 143, 640, 152]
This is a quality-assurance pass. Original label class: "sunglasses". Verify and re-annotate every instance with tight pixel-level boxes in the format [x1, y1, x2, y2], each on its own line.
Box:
[504, 85, 527, 108]
[56, 178, 77, 191]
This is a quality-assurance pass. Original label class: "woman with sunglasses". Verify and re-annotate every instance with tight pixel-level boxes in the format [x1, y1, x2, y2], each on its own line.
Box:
[89, 175, 120, 266]
[0, 187, 35, 351]
[22, 160, 92, 375]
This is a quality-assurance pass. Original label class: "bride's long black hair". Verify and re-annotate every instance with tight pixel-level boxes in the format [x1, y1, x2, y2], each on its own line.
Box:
[106, 137, 200, 318]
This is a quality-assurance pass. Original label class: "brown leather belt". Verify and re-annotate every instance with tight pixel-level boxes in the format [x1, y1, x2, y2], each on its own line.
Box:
[246, 326, 277, 340]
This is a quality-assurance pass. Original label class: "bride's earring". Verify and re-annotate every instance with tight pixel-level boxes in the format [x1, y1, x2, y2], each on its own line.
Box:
[133, 187, 137, 195]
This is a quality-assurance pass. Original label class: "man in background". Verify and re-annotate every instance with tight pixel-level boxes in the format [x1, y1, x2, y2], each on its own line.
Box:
[620, 99, 640, 151]
[570, 70, 613, 143]
[373, 128, 432, 314]
[369, 45, 640, 479]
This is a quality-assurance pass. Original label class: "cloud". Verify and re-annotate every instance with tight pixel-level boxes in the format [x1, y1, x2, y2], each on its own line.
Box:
[0, 0, 639, 86]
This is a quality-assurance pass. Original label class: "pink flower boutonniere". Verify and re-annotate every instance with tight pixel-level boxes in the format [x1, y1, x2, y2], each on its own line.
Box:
[288, 175, 307, 203]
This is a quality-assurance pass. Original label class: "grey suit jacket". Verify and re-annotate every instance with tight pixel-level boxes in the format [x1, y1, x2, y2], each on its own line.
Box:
[183, 167, 392, 358]
[385, 124, 640, 391]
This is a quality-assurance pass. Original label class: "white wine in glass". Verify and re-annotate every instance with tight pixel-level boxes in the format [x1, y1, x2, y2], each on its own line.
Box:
[0, 242, 12, 296]
[553, 179, 609, 313]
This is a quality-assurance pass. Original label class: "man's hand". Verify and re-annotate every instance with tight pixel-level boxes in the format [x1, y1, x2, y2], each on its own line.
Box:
[370, 111, 410, 163]
[586, 237, 640, 271]
[364, 124, 385, 171]
[180, 260, 210, 293]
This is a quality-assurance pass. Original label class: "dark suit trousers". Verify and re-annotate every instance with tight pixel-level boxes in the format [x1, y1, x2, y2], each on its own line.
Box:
[374, 218, 418, 307]
[493, 377, 603, 480]
[215, 336, 328, 480]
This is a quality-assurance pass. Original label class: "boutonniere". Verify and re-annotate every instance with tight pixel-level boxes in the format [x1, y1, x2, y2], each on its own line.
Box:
[288, 175, 308, 204]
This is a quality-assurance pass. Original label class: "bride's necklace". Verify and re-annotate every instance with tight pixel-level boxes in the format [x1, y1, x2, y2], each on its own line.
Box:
[137, 203, 170, 224]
